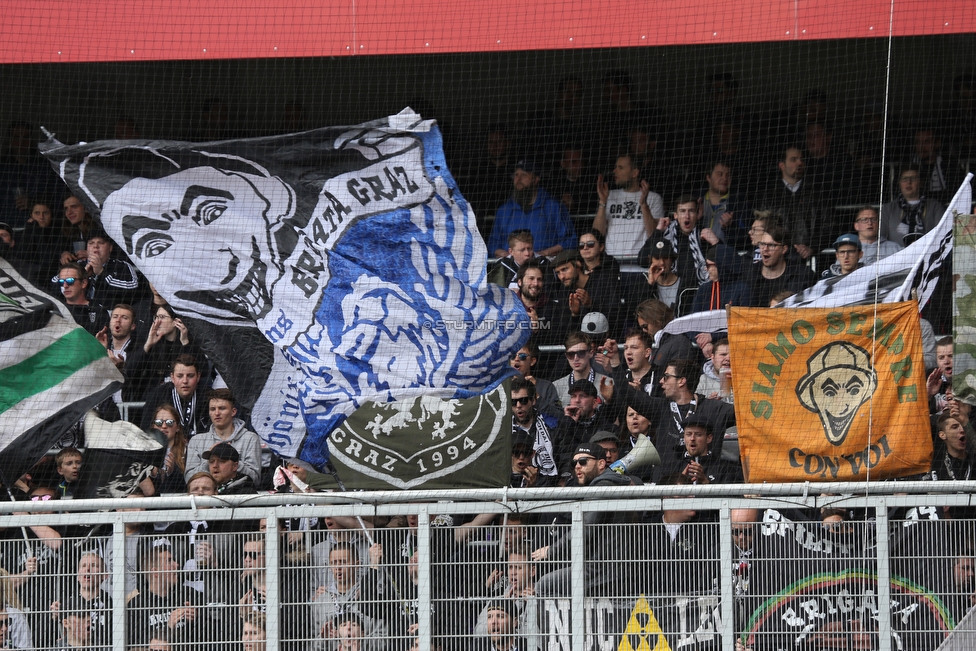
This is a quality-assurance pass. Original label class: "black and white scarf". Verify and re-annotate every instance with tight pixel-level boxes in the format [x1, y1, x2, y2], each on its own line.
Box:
[172, 386, 197, 434]
[513, 413, 557, 478]
[662, 221, 709, 285]
[897, 194, 929, 238]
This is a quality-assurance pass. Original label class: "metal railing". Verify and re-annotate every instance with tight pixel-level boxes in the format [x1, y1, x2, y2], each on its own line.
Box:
[3, 482, 976, 651]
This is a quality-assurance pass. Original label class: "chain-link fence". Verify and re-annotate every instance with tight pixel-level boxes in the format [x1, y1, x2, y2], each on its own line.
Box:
[1, 484, 975, 651]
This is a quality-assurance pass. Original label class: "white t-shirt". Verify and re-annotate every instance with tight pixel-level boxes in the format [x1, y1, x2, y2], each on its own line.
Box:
[604, 188, 665, 257]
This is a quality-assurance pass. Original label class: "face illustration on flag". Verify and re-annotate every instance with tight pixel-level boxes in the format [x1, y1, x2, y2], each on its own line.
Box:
[104, 166, 295, 323]
[795, 342, 878, 446]
[728, 302, 932, 482]
[42, 110, 530, 473]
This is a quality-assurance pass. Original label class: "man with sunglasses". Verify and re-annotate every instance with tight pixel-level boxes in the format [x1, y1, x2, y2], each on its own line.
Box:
[140, 354, 211, 436]
[510, 376, 559, 487]
[533, 442, 633, 598]
[56, 262, 108, 336]
[552, 332, 609, 408]
[509, 341, 560, 418]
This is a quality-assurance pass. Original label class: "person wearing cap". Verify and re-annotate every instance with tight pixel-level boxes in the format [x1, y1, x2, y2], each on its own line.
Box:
[661, 417, 742, 485]
[590, 430, 621, 465]
[821, 234, 864, 279]
[551, 379, 614, 474]
[853, 206, 902, 266]
[184, 388, 262, 488]
[83, 228, 143, 310]
[648, 194, 712, 289]
[547, 249, 591, 341]
[468, 599, 526, 651]
[593, 153, 663, 259]
[532, 442, 634, 598]
[552, 332, 609, 409]
[633, 238, 682, 310]
[486, 160, 576, 259]
[510, 376, 559, 487]
[203, 442, 256, 494]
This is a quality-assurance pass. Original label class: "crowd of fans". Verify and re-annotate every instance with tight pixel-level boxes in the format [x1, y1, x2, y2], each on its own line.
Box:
[0, 70, 974, 650]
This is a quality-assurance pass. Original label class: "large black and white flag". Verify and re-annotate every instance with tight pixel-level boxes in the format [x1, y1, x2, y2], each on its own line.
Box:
[41, 110, 530, 473]
[663, 175, 972, 337]
[0, 260, 123, 484]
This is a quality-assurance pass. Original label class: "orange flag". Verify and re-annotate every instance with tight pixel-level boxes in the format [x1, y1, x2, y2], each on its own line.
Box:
[728, 302, 932, 482]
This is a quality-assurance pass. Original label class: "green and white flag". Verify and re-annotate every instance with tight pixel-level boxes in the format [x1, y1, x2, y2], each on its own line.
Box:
[0, 259, 123, 485]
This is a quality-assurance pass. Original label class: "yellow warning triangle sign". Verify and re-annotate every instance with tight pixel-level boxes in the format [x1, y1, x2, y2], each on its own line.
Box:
[617, 595, 672, 651]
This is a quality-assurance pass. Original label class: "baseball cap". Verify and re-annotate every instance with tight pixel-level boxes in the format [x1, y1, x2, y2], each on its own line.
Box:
[581, 312, 609, 336]
[202, 442, 240, 462]
[572, 442, 606, 461]
[514, 159, 538, 175]
[485, 599, 520, 621]
[551, 249, 581, 268]
[682, 416, 714, 435]
[590, 430, 619, 444]
[568, 380, 598, 397]
[285, 457, 316, 474]
[512, 430, 534, 451]
[86, 225, 112, 243]
[638, 239, 677, 267]
[833, 234, 862, 251]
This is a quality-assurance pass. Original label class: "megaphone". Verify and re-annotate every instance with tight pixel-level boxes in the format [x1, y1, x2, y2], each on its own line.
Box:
[609, 434, 660, 475]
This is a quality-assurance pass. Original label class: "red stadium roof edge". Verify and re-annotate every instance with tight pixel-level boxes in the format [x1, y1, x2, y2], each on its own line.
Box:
[2, 0, 974, 64]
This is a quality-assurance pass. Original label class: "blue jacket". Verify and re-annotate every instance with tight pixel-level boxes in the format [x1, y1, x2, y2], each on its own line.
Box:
[486, 188, 577, 254]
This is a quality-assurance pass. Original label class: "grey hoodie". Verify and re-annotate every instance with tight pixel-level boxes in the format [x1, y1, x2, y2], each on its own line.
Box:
[184, 417, 263, 486]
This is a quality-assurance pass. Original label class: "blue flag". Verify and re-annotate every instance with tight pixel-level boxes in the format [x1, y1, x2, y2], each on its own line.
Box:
[41, 110, 530, 470]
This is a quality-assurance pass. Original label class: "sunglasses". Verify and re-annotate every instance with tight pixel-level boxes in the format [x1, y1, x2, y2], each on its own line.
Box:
[510, 353, 529, 362]
[56, 277, 78, 286]
[153, 419, 177, 427]
[511, 396, 533, 406]
[572, 457, 593, 467]
[578, 241, 597, 249]
[565, 349, 588, 360]
[243, 551, 264, 559]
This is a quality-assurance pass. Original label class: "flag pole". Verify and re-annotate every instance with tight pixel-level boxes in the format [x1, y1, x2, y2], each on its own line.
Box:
[2, 484, 35, 559]
[324, 460, 375, 546]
